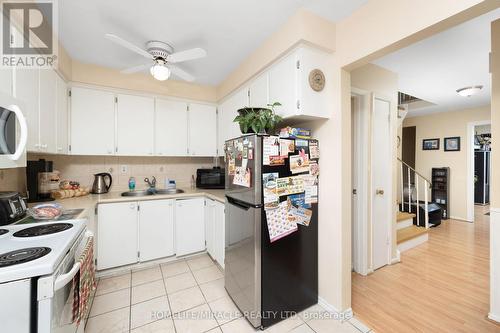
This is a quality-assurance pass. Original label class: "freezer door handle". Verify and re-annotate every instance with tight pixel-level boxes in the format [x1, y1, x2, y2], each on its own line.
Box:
[226, 195, 262, 209]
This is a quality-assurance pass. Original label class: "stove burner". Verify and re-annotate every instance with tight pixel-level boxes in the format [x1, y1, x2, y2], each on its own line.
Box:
[13, 223, 73, 237]
[0, 229, 8, 236]
[0, 247, 51, 267]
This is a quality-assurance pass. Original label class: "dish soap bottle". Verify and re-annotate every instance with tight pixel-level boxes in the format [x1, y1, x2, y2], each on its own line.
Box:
[128, 177, 136, 191]
[191, 175, 196, 189]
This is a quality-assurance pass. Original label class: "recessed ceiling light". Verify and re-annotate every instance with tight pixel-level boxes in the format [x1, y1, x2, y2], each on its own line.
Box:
[456, 85, 483, 97]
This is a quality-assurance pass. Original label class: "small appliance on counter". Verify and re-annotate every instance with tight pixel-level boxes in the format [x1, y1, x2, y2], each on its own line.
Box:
[196, 167, 225, 189]
[26, 159, 55, 202]
[91, 172, 113, 194]
[0, 191, 27, 225]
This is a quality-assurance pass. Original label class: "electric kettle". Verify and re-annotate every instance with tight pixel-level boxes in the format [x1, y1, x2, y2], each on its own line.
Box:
[91, 172, 113, 194]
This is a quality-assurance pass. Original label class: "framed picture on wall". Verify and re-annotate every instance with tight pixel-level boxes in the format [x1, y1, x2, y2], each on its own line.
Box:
[444, 137, 461, 151]
[422, 138, 440, 150]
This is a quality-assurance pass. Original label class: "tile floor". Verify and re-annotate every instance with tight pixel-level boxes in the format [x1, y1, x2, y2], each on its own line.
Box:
[85, 254, 369, 333]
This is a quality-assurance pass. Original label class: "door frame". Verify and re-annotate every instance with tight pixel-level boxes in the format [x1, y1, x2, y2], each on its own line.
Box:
[467, 119, 491, 222]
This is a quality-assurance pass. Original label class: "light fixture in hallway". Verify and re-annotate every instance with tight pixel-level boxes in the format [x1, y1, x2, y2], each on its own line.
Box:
[456, 85, 484, 97]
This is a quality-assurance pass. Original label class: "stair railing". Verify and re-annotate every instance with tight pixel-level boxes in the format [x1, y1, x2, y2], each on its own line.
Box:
[398, 158, 432, 229]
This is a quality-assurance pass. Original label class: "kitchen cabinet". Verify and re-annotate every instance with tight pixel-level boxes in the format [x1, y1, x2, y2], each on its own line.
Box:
[138, 199, 175, 261]
[155, 99, 188, 156]
[217, 88, 247, 153]
[175, 198, 206, 256]
[14, 68, 39, 152]
[55, 74, 68, 154]
[268, 53, 297, 118]
[0, 68, 13, 96]
[188, 103, 217, 156]
[70, 87, 115, 155]
[249, 73, 269, 109]
[206, 199, 225, 268]
[97, 202, 138, 270]
[116, 94, 154, 156]
[38, 69, 57, 154]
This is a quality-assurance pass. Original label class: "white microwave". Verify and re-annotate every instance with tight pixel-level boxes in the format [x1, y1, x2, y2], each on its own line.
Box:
[0, 92, 27, 169]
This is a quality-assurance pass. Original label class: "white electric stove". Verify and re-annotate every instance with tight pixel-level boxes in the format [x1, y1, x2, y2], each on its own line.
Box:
[0, 217, 91, 333]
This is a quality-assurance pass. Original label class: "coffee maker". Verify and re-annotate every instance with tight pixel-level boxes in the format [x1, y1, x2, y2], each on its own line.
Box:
[26, 159, 56, 202]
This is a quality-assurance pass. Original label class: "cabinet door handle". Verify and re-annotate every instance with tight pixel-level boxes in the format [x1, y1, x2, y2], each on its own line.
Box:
[129, 204, 135, 209]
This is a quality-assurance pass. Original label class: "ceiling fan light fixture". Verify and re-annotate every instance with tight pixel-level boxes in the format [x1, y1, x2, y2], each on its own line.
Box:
[456, 85, 483, 97]
[150, 62, 170, 81]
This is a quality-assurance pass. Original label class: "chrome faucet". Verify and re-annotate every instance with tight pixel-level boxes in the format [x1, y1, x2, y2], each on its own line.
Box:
[144, 176, 157, 191]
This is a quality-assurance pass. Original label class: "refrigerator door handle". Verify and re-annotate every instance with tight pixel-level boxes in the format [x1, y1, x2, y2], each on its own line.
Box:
[226, 195, 262, 210]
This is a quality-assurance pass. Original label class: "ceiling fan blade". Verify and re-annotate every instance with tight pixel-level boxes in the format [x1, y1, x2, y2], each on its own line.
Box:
[120, 63, 152, 74]
[105, 33, 152, 59]
[167, 48, 207, 63]
[170, 65, 195, 82]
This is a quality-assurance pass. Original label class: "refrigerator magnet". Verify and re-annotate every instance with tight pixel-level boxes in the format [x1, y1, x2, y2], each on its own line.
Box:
[309, 139, 320, 159]
[269, 155, 286, 166]
[248, 148, 254, 160]
[290, 154, 310, 174]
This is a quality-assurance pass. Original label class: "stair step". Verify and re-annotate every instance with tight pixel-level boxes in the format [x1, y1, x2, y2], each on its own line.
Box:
[397, 225, 428, 244]
[397, 212, 416, 222]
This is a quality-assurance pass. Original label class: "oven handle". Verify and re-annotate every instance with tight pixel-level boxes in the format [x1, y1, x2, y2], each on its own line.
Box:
[54, 262, 81, 291]
[8, 104, 27, 161]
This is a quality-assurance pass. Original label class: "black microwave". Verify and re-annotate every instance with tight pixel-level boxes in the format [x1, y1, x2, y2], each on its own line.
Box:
[196, 167, 225, 189]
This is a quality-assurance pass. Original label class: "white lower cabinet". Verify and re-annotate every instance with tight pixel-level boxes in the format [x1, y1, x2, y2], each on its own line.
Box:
[206, 199, 225, 268]
[97, 202, 138, 270]
[138, 199, 175, 262]
[175, 198, 206, 256]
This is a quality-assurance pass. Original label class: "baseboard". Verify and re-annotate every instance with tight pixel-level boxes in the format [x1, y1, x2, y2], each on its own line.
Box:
[318, 297, 353, 321]
[488, 312, 500, 323]
[391, 250, 401, 264]
[450, 216, 473, 223]
[397, 233, 428, 253]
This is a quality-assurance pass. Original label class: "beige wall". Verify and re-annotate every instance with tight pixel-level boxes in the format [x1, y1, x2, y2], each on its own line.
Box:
[491, 19, 500, 207]
[0, 168, 26, 192]
[403, 106, 491, 220]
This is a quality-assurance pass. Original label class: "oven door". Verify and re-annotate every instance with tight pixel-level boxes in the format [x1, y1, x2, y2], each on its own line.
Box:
[0, 93, 27, 169]
[37, 230, 94, 333]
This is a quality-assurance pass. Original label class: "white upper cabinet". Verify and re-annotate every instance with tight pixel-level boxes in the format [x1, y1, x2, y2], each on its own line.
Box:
[39, 69, 57, 154]
[70, 87, 115, 155]
[55, 74, 68, 154]
[188, 103, 217, 156]
[249, 73, 269, 109]
[15, 68, 40, 152]
[116, 94, 154, 156]
[218, 88, 247, 153]
[0, 68, 13, 96]
[268, 52, 298, 118]
[155, 99, 188, 156]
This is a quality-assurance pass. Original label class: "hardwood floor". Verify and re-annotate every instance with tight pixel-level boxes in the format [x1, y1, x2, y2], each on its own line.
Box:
[352, 206, 500, 333]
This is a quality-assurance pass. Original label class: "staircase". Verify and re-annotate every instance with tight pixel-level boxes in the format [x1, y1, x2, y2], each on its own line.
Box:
[397, 158, 433, 252]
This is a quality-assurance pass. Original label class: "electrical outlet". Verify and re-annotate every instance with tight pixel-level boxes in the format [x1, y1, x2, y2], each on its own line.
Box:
[120, 165, 128, 174]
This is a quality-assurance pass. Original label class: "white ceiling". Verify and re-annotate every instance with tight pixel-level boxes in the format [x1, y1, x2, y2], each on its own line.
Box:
[373, 8, 500, 118]
[58, 0, 368, 85]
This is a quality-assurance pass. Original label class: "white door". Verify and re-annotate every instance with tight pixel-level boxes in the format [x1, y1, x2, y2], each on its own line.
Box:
[55, 74, 68, 154]
[175, 198, 206, 256]
[97, 202, 138, 270]
[213, 201, 225, 268]
[268, 52, 297, 118]
[39, 70, 57, 154]
[155, 99, 188, 156]
[70, 87, 115, 155]
[218, 88, 247, 152]
[249, 73, 268, 108]
[116, 94, 154, 156]
[205, 199, 216, 258]
[371, 96, 392, 270]
[188, 103, 217, 156]
[139, 199, 175, 261]
[15, 68, 40, 152]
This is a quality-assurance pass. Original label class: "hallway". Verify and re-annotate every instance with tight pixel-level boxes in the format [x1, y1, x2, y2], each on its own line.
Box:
[352, 206, 500, 332]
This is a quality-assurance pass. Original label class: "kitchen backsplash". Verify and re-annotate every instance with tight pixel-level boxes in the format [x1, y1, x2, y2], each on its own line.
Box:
[0, 168, 26, 192]
[24, 154, 221, 192]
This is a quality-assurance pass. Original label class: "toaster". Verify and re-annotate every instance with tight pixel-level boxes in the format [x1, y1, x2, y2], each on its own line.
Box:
[0, 192, 27, 226]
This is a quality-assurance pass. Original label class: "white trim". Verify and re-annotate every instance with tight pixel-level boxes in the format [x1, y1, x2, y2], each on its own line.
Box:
[318, 297, 353, 321]
[466, 120, 490, 222]
[391, 249, 401, 264]
[397, 233, 428, 253]
[488, 313, 500, 323]
[450, 215, 472, 222]
[348, 317, 372, 333]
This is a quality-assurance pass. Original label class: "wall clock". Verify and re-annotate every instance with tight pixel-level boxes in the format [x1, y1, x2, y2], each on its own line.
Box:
[309, 69, 325, 92]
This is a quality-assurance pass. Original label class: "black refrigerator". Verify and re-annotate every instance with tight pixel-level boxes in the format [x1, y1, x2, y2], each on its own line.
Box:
[474, 150, 490, 205]
[224, 134, 318, 329]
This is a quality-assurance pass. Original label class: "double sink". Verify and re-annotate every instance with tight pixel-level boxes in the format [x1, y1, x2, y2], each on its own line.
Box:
[121, 188, 185, 197]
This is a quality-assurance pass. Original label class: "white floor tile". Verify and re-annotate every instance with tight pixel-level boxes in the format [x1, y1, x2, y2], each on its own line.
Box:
[164, 271, 197, 294]
[265, 315, 304, 333]
[96, 273, 131, 296]
[173, 303, 219, 333]
[208, 296, 242, 325]
[169, 286, 206, 314]
[132, 266, 163, 286]
[288, 324, 315, 333]
[85, 307, 130, 333]
[89, 288, 130, 317]
[161, 260, 190, 277]
[192, 265, 224, 284]
[187, 254, 215, 271]
[130, 295, 170, 329]
[308, 316, 360, 333]
[206, 328, 223, 333]
[199, 278, 227, 302]
[132, 279, 166, 304]
[348, 317, 371, 333]
[220, 317, 258, 333]
[298, 304, 327, 322]
[130, 317, 175, 333]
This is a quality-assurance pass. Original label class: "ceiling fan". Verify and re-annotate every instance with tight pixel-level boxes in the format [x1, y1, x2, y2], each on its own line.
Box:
[105, 33, 207, 82]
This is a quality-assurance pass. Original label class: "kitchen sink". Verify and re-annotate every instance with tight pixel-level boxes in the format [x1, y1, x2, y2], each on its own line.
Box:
[120, 189, 185, 197]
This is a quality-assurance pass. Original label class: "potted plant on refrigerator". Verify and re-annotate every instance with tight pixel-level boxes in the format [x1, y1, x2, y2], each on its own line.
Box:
[234, 102, 283, 134]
